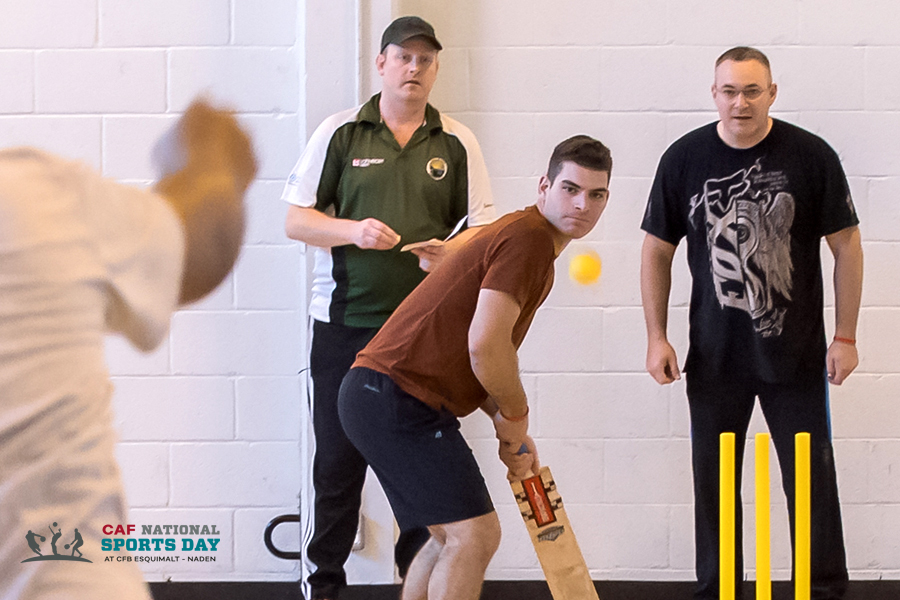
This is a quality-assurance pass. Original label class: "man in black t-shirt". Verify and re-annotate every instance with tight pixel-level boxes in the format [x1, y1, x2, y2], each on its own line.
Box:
[641, 47, 863, 600]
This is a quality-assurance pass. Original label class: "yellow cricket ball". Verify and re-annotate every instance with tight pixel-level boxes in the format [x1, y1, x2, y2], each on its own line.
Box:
[569, 251, 602, 285]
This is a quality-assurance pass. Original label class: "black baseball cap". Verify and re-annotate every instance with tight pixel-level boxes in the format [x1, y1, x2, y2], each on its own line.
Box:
[380, 16, 442, 53]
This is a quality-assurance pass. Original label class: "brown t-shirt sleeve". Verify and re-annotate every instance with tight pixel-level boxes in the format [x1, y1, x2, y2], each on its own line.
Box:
[480, 219, 556, 309]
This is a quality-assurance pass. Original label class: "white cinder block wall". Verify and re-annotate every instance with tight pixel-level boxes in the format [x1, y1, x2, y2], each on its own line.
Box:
[2, 0, 899, 586]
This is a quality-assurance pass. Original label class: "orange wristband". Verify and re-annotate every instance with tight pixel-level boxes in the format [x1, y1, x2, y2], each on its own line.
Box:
[499, 406, 529, 422]
[833, 336, 856, 346]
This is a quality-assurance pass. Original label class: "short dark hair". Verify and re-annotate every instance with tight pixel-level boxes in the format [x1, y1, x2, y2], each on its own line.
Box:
[715, 46, 771, 72]
[547, 135, 612, 184]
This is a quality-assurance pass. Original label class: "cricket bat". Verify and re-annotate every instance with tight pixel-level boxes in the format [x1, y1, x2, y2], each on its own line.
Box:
[511, 465, 600, 600]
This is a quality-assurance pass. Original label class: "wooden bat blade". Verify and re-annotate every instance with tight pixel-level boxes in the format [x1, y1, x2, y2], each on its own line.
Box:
[510, 466, 600, 600]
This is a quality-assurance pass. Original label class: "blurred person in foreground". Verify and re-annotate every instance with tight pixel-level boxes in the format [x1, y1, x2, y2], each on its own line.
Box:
[0, 99, 256, 599]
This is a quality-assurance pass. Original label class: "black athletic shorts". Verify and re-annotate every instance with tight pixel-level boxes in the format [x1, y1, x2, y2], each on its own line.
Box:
[338, 366, 494, 531]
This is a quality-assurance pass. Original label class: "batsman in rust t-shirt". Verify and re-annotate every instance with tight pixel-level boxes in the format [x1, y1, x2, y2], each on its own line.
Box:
[353, 205, 557, 417]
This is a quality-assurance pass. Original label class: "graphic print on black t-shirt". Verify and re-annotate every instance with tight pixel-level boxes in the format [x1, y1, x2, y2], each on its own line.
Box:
[688, 158, 795, 338]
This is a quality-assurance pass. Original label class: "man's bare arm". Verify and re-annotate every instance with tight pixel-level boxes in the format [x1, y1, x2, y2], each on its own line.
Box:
[469, 288, 538, 479]
[153, 100, 257, 306]
[641, 233, 681, 384]
[825, 225, 863, 385]
[284, 205, 400, 250]
[469, 289, 528, 418]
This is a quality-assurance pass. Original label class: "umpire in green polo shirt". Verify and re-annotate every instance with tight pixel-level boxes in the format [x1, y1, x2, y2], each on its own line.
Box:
[282, 15, 495, 600]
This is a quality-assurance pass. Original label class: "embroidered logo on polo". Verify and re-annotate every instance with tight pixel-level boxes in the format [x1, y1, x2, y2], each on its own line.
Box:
[351, 158, 385, 168]
[426, 157, 448, 180]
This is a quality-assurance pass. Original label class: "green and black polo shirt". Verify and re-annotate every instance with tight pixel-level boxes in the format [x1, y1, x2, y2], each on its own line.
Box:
[282, 93, 495, 328]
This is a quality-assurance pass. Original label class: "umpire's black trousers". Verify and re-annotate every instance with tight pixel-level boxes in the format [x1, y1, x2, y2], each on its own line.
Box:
[302, 319, 428, 600]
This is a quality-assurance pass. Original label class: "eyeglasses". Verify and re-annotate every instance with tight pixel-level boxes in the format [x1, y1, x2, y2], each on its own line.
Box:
[716, 86, 769, 101]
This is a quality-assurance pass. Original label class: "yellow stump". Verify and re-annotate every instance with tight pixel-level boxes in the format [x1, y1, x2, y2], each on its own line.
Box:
[796, 433, 812, 600]
[720, 433, 736, 600]
[755, 433, 771, 600]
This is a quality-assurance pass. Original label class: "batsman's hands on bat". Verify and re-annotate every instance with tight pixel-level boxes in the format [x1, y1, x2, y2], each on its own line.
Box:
[492, 408, 528, 447]
[493, 409, 537, 480]
[500, 435, 539, 481]
[353, 218, 401, 250]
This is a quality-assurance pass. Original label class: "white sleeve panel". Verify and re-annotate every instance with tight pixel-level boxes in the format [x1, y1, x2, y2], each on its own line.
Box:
[281, 105, 362, 208]
[440, 114, 497, 227]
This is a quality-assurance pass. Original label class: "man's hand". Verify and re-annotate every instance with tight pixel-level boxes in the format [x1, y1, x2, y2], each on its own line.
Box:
[499, 435, 539, 482]
[827, 340, 858, 385]
[492, 409, 528, 447]
[352, 218, 400, 250]
[410, 242, 447, 272]
[646, 337, 681, 384]
[153, 99, 257, 190]
[406, 223, 481, 272]
[153, 99, 258, 305]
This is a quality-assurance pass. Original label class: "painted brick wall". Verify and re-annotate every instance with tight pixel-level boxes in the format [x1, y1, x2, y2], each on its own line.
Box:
[399, 0, 900, 584]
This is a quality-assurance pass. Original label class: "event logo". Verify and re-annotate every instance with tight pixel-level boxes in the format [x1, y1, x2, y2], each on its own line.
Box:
[22, 521, 91, 564]
[101, 522, 222, 564]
